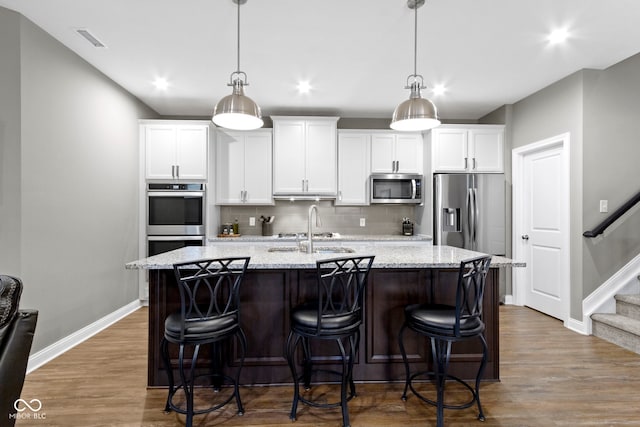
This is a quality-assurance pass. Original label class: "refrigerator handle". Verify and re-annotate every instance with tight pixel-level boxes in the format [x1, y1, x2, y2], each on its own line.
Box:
[472, 188, 479, 249]
[466, 188, 473, 249]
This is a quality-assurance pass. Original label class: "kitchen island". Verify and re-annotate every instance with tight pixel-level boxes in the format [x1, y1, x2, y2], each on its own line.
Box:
[126, 243, 522, 387]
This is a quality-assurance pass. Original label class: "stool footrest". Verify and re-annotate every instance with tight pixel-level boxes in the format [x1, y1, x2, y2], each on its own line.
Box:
[404, 370, 478, 411]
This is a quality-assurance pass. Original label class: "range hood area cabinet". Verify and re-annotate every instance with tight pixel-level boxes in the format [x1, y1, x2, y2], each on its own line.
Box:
[272, 116, 339, 196]
[215, 129, 273, 205]
[370, 131, 423, 174]
[429, 124, 505, 173]
[142, 120, 210, 181]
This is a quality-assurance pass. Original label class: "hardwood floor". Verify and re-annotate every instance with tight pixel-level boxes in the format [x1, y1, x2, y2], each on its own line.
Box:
[18, 305, 640, 426]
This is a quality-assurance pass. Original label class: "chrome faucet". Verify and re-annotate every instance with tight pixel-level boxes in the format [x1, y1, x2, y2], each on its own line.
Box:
[306, 204, 322, 253]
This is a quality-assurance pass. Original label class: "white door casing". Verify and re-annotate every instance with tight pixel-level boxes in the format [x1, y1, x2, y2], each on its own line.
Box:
[512, 133, 570, 323]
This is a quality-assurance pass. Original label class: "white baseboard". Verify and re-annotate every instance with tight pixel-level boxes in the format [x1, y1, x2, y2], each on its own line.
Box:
[566, 316, 587, 335]
[27, 300, 142, 374]
[504, 294, 514, 305]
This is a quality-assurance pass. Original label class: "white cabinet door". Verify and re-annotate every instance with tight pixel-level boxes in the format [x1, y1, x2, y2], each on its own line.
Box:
[468, 128, 504, 172]
[216, 130, 273, 205]
[272, 117, 338, 195]
[243, 132, 273, 204]
[371, 132, 423, 173]
[176, 126, 208, 180]
[273, 120, 306, 193]
[370, 134, 395, 173]
[306, 121, 337, 193]
[144, 122, 208, 180]
[145, 125, 176, 179]
[337, 132, 370, 205]
[431, 128, 468, 172]
[394, 133, 423, 173]
[431, 125, 504, 173]
[216, 131, 246, 204]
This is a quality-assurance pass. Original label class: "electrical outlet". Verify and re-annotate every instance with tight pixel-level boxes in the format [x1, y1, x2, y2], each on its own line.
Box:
[599, 200, 608, 213]
[249, 217, 256, 226]
[360, 218, 366, 227]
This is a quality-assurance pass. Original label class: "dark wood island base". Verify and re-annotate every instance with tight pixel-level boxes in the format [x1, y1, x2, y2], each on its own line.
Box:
[147, 267, 499, 387]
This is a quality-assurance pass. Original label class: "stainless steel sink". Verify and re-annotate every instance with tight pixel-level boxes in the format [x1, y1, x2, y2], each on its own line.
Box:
[267, 246, 355, 254]
[267, 246, 301, 252]
[313, 247, 355, 254]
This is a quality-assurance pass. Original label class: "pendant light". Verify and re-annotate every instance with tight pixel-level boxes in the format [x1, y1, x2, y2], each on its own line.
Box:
[212, 0, 263, 130]
[390, 0, 440, 131]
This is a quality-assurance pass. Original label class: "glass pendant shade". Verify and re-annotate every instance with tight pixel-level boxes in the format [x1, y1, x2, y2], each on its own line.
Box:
[212, 79, 263, 130]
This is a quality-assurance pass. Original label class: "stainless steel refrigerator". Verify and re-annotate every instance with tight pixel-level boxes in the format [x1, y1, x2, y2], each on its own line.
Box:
[433, 173, 505, 255]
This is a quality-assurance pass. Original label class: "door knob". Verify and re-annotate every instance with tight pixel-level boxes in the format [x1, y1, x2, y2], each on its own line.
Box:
[521, 234, 529, 240]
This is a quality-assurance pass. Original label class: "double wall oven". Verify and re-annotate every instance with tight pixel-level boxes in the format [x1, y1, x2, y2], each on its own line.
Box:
[146, 183, 206, 256]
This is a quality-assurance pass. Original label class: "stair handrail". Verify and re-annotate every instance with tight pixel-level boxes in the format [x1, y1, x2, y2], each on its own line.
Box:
[583, 190, 640, 238]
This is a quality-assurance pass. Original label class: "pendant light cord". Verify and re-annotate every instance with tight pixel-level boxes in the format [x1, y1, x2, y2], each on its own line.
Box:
[413, 2, 418, 77]
[236, 0, 241, 73]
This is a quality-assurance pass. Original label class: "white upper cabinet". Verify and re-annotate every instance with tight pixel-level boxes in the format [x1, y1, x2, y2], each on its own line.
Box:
[370, 131, 423, 173]
[337, 131, 370, 205]
[216, 129, 273, 205]
[430, 124, 504, 173]
[143, 121, 209, 180]
[272, 116, 338, 195]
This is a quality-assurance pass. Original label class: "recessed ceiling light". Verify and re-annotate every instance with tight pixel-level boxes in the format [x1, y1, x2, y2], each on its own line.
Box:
[296, 81, 312, 94]
[153, 77, 169, 91]
[432, 84, 447, 96]
[548, 28, 570, 44]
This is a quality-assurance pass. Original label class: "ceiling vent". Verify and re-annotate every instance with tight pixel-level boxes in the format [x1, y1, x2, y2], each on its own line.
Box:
[75, 28, 107, 48]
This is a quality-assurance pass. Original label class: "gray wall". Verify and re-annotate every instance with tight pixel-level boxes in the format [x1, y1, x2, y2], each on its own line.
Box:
[581, 55, 640, 299]
[0, 8, 22, 272]
[506, 71, 585, 319]
[0, 8, 157, 353]
[490, 53, 640, 319]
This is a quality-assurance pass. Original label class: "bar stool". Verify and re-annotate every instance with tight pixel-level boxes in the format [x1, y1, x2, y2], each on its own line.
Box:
[286, 255, 375, 427]
[398, 255, 492, 427]
[161, 257, 250, 427]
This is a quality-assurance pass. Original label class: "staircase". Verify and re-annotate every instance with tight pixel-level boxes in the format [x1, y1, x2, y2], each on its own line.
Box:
[592, 293, 640, 354]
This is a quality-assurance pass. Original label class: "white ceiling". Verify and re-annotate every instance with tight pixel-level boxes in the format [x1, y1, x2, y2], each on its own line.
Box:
[2, 0, 640, 121]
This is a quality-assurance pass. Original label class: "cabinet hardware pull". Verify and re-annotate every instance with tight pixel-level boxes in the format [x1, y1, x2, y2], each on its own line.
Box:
[521, 234, 529, 240]
[464, 157, 468, 170]
[473, 158, 477, 170]
[175, 165, 179, 178]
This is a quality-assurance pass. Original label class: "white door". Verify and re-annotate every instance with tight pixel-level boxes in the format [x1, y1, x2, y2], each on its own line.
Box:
[513, 133, 570, 322]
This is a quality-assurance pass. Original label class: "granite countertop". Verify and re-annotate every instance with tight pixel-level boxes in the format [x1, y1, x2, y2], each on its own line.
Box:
[126, 243, 524, 270]
[208, 233, 433, 243]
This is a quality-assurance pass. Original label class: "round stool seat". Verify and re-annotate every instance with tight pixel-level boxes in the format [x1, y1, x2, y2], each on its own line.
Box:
[291, 302, 361, 336]
[404, 303, 485, 337]
[164, 312, 239, 343]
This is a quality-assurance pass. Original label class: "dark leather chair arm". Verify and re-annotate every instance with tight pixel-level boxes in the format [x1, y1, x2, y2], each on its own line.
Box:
[0, 309, 38, 427]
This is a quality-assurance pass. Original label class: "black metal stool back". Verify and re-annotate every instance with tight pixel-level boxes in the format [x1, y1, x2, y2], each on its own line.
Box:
[286, 255, 375, 427]
[399, 255, 492, 427]
[161, 257, 250, 427]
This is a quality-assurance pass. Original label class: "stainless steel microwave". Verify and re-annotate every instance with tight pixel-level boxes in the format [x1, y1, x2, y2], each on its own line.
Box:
[369, 173, 423, 204]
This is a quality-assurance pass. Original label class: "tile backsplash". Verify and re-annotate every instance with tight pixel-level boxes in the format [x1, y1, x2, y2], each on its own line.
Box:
[218, 200, 416, 236]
